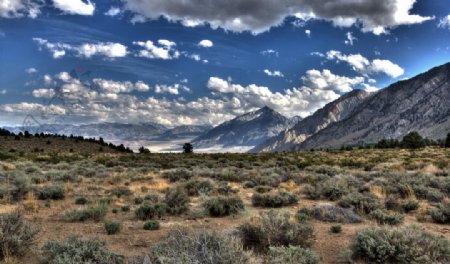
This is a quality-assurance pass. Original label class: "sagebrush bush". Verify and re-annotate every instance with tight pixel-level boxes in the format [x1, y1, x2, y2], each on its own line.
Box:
[239, 210, 314, 253]
[254, 186, 272, 193]
[75, 196, 88, 205]
[110, 187, 133, 198]
[337, 192, 382, 214]
[351, 225, 450, 263]
[330, 224, 342, 234]
[35, 184, 65, 200]
[267, 246, 321, 264]
[165, 187, 190, 215]
[369, 209, 405, 225]
[135, 202, 167, 220]
[149, 229, 249, 264]
[252, 191, 298, 208]
[40, 235, 123, 264]
[104, 220, 121, 235]
[143, 220, 160, 230]
[299, 204, 362, 223]
[0, 211, 39, 260]
[66, 203, 108, 222]
[183, 178, 214, 196]
[203, 196, 245, 217]
[430, 202, 450, 224]
[162, 169, 193, 182]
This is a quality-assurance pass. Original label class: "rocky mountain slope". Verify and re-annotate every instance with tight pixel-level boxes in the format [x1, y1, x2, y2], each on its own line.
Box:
[251, 89, 371, 152]
[295, 62, 450, 150]
[191, 106, 297, 150]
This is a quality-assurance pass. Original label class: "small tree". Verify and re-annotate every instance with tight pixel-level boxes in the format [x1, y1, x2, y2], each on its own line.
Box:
[139, 146, 151, 154]
[445, 133, 450, 148]
[183, 143, 193, 154]
[401, 132, 424, 149]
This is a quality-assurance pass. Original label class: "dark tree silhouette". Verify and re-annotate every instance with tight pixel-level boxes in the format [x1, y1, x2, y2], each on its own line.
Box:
[445, 133, 450, 148]
[401, 132, 425, 149]
[139, 146, 151, 154]
[183, 143, 193, 154]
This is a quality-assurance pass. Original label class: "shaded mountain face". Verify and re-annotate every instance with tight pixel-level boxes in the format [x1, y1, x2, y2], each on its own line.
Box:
[191, 106, 297, 151]
[296, 62, 450, 150]
[251, 89, 371, 152]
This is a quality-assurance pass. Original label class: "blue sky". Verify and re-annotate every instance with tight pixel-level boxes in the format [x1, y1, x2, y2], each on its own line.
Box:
[0, 0, 449, 127]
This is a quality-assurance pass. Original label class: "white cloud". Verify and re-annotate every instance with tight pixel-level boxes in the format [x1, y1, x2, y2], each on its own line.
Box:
[344, 32, 356, 46]
[32, 88, 55, 98]
[122, 0, 432, 35]
[0, 89, 6, 95]
[26, 67, 38, 74]
[33, 38, 127, 59]
[301, 69, 364, 93]
[198, 39, 213, 48]
[305, 29, 311, 37]
[155, 84, 190, 95]
[189, 54, 201, 61]
[52, 0, 95, 16]
[105, 7, 121, 17]
[0, 0, 42, 18]
[261, 49, 279, 57]
[438, 15, 450, 29]
[323, 50, 404, 78]
[93, 79, 150, 93]
[133, 40, 180, 60]
[264, 69, 284, 78]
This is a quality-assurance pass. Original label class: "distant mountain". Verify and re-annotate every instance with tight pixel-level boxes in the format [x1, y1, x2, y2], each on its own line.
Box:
[295, 62, 450, 150]
[251, 89, 370, 152]
[159, 125, 213, 140]
[191, 106, 297, 151]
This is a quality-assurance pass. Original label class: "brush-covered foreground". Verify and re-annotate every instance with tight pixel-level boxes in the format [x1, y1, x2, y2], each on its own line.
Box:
[0, 147, 450, 263]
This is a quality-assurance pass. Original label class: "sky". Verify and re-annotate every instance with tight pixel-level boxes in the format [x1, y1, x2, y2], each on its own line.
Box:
[0, 0, 449, 128]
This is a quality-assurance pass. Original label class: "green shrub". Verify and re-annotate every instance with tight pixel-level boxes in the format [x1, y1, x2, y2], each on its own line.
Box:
[203, 196, 245, 217]
[0, 212, 39, 260]
[430, 203, 450, 224]
[252, 191, 298, 208]
[40, 235, 123, 264]
[65, 203, 108, 222]
[351, 226, 450, 263]
[254, 186, 272, 193]
[143, 220, 160, 230]
[162, 169, 193, 182]
[239, 210, 314, 253]
[183, 179, 214, 196]
[243, 181, 256, 188]
[121, 205, 130, 212]
[75, 196, 88, 205]
[11, 173, 30, 200]
[35, 184, 65, 200]
[217, 182, 238, 195]
[267, 246, 321, 264]
[330, 224, 342, 234]
[369, 209, 405, 225]
[299, 205, 362, 223]
[337, 192, 382, 214]
[134, 196, 144, 204]
[149, 229, 249, 264]
[165, 187, 190, 215]
[110, 187, 133, 198]
[104, 220, 121, 235]
[135, 202, 167, 220]
[402, 200, 419, 213]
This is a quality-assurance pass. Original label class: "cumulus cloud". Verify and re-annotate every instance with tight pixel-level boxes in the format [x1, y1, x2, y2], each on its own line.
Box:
[52, 0, 95, 15]
[33, 38, 127, 59]
[93, 79, 150, 93]
[155, 84, 190, 95]
[345, 32, 356, 45]
[0, 0, 42, 18]
[322, 50, 404, 78]
[105, 7, 121, 17]
[264, 69, 284, 78]
[198, 39, 213, 48]
[26, 67, 38, 74]
[122, 0, 432, 35]
[261, 49, 279, 57]
[133, 40, 180, 60]
[32, 88, 56, 98]
[305, 29, 311, 37]
[438, 15, 450, 29]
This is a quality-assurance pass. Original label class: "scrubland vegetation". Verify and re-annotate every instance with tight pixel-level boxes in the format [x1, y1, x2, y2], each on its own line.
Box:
[0, 142, 449, 263]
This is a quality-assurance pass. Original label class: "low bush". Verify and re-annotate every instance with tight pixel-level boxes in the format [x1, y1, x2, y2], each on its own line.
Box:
[165, 187, 190, 215]
[110, 187, 133, 198]
[162, 169, 193, 182]
[65, 203, 108, 222]
[134, 196, 144, 204]
[104, 220, 121, 235]
[183, 178, 214, 196]
[203, 196, 245, 217]
[337, 192, 382, 214]
[75, 196, 88, 205]
[351, 225, 450, 263]
[239, 210, 314, 253]
[143, 220, 160, 230]
[299, 204, 362, 223]
[252, 191, 298, 208]
[149, 229, 249, 264]
[369, 209, 404, 225]
[330, 224, 342, 234]
[243, 181, 256, 188]
[135, 203, 167, 220]
[267, 246, 321, 264]
[430, 202, 450, 224]
[40, 235, 123, 264]
[402, 200, 419, 213]
[254, 186, 272, 193]
[0, 211, 39, 260]
[35, 184, 65, 200]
